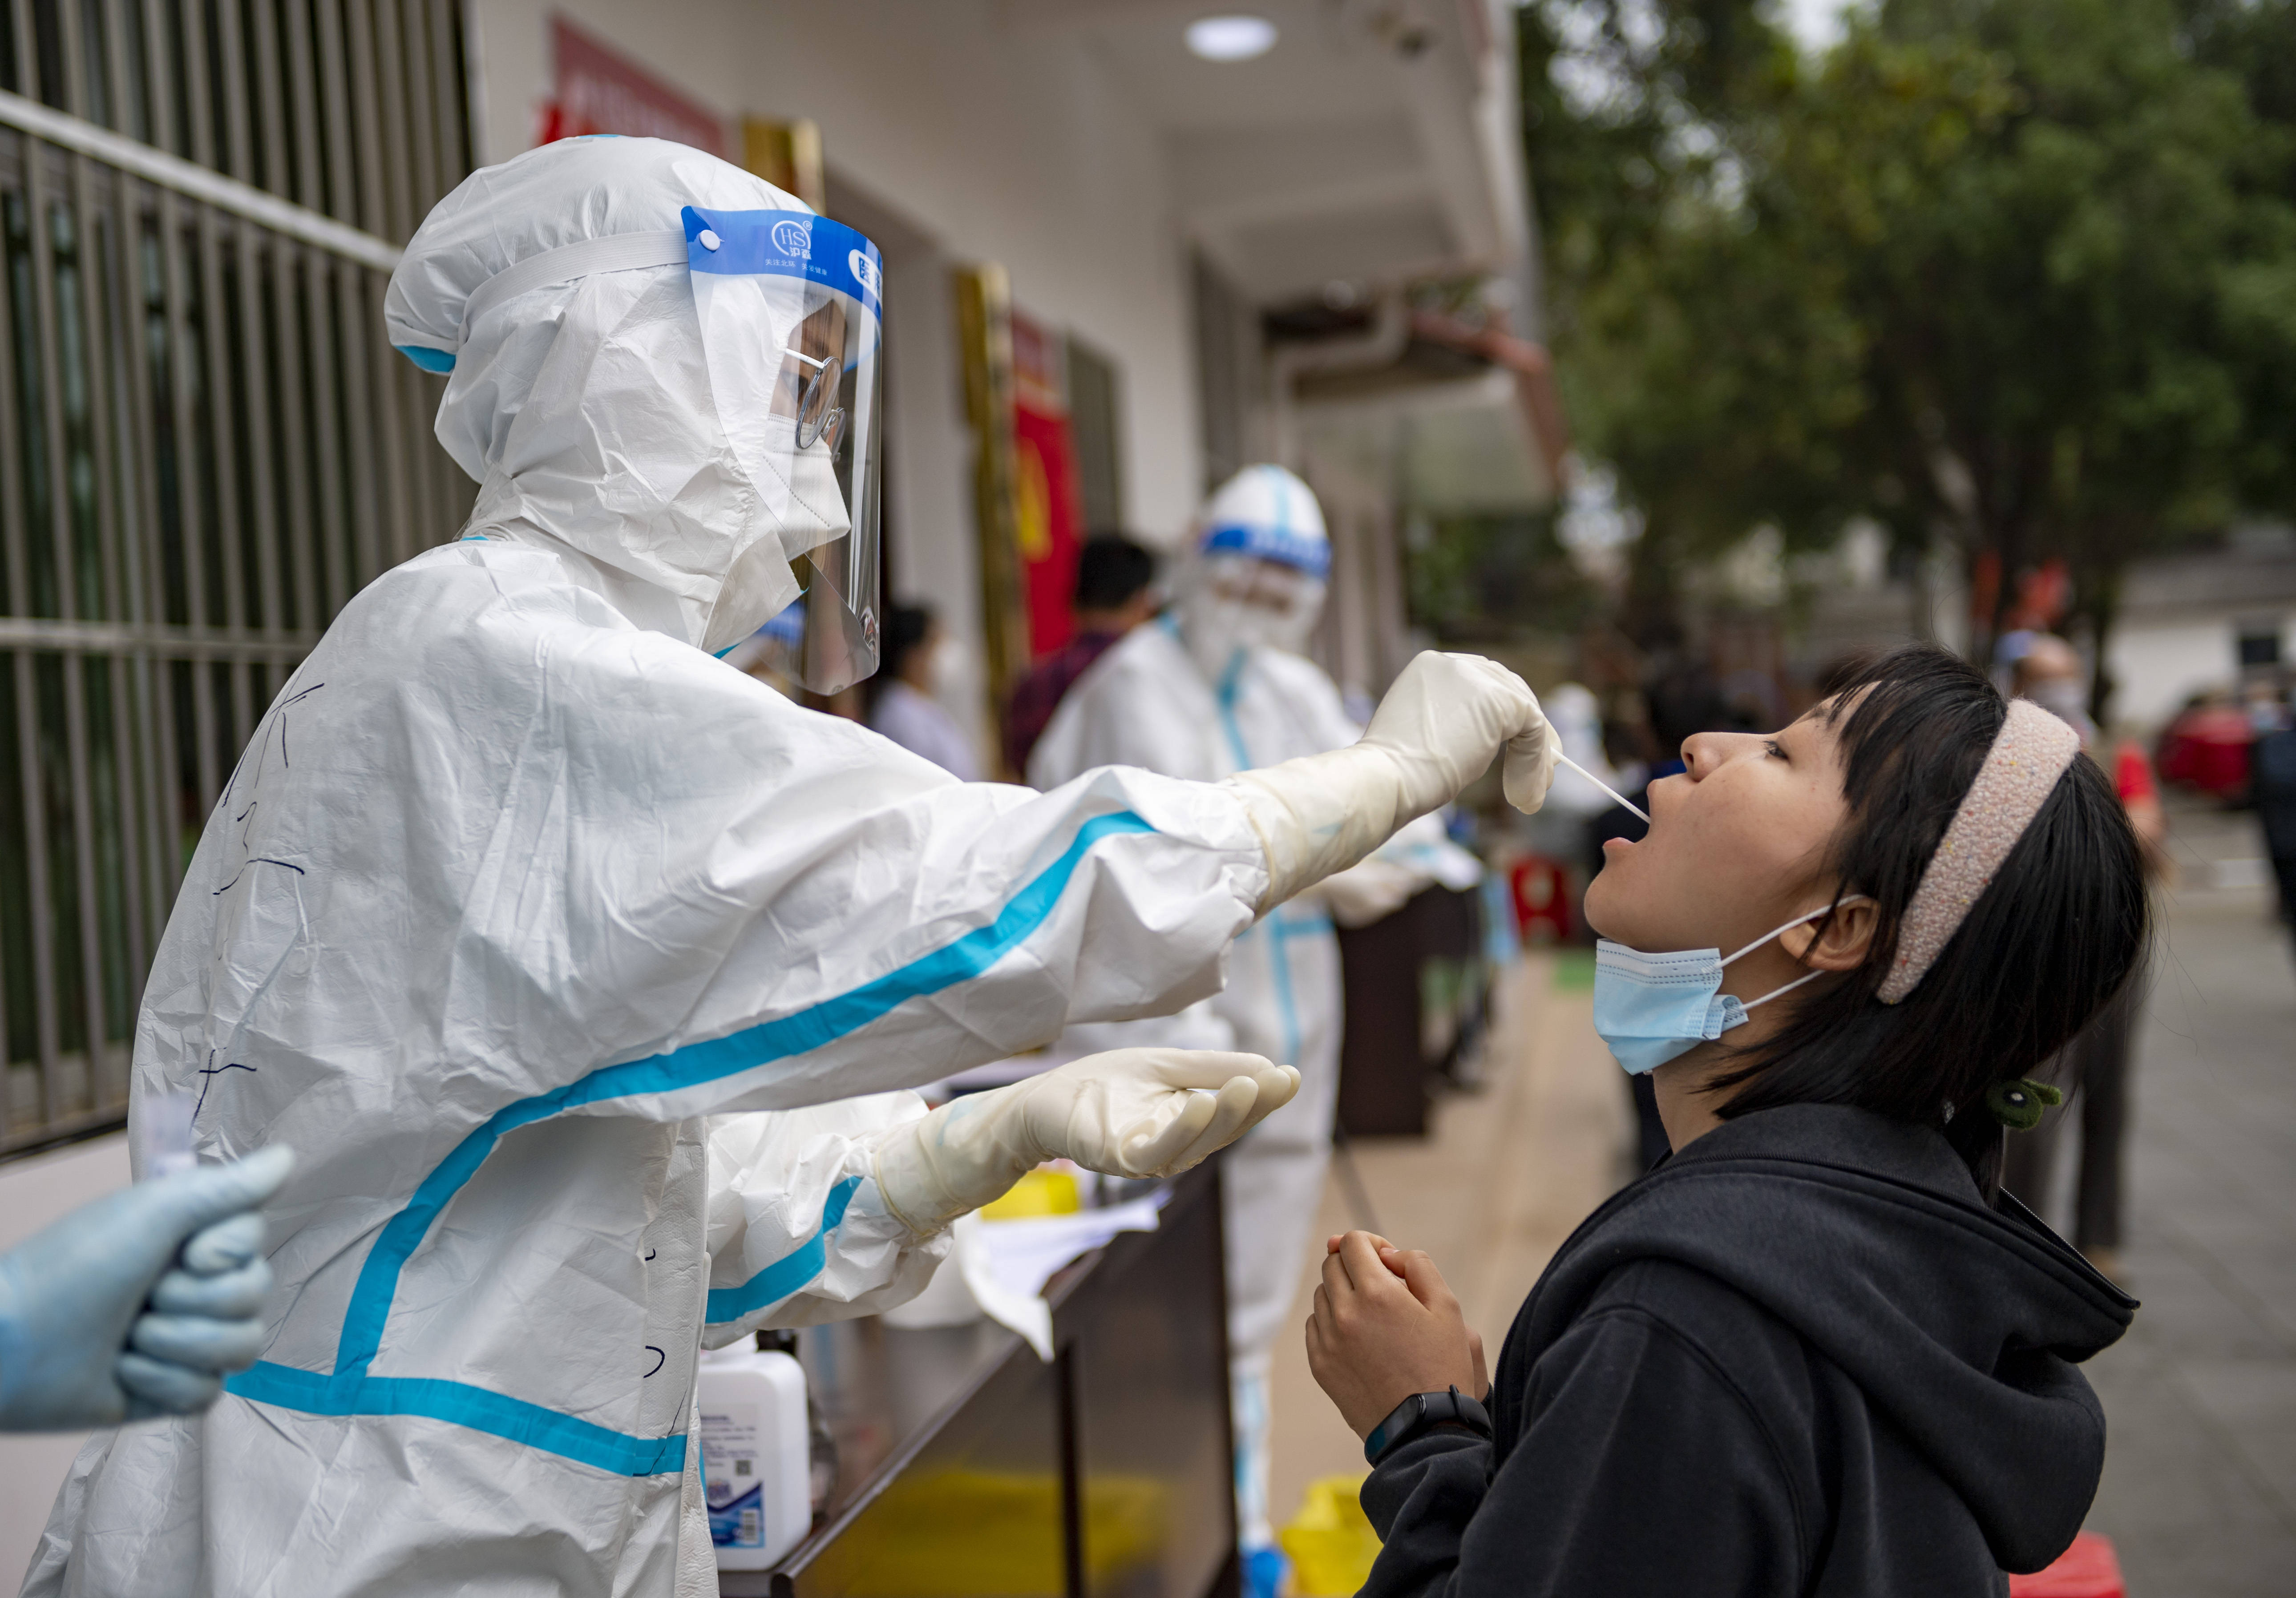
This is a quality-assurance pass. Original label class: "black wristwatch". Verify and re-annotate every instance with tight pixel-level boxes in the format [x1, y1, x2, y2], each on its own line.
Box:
[1363, 1384, 1493, 1466]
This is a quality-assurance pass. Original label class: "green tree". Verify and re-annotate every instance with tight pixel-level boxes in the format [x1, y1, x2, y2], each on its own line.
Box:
[1516, 0, 2296, 709]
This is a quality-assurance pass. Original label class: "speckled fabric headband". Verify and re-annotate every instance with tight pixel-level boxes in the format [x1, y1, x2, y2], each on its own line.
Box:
[1877, 699, 2082, 1005]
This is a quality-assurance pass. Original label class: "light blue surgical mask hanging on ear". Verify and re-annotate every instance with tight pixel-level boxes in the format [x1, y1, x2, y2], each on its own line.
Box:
[1593, 900, 1872, 1076]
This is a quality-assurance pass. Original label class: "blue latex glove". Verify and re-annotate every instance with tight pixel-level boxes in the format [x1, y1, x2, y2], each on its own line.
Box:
[0, 1145, 294, 1431]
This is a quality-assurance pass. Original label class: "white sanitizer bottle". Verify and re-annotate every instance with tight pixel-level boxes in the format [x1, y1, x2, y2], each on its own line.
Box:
[698, 1335, 813, 1570]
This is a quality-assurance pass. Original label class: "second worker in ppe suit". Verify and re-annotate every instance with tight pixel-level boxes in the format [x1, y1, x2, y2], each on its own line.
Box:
[1028, 465, 1507, 1592]
[27, 140, 1552, 1598]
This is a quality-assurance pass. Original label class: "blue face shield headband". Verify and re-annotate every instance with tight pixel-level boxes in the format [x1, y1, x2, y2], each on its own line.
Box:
[1592, 900, 1871, 1076]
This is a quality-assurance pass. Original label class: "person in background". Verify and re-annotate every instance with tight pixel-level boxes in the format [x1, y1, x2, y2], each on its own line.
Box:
[1003, 533, 1160, 778]
[2251, 684, 2296, 931]
[2002, 634, 2165, 1280]
[1029, 465, 1513, 1598]
[866, 603, 982, 779]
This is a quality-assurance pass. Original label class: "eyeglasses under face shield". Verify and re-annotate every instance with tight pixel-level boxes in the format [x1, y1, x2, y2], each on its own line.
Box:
[686, 205, 885, 694]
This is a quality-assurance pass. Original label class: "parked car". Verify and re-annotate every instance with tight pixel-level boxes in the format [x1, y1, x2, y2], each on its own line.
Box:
[2157, 699, 2254, 800]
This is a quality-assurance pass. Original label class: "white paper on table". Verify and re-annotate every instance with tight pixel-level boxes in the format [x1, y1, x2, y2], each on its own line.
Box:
[966, 1190, 1171, 1361]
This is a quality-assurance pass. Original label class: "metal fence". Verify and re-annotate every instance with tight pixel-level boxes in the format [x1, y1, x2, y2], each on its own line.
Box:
[0, 0, 476, 1158]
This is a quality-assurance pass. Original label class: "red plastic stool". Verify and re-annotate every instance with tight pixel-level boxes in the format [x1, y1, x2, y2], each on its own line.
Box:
[1509, 855, 1573, 944]
[2007, 1532, 2123, 1598]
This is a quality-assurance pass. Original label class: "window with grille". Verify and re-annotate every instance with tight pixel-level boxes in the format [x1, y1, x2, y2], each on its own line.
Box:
[0, 0, 476, 1157]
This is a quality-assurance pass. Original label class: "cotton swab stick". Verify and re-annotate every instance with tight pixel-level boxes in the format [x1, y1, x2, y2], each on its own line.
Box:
[1555, 751, 1650, 824]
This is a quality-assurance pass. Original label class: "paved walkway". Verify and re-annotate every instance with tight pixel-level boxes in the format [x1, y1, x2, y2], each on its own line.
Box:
[2082, 798, 2296, 1595]
[1267, 800, 2296, 1594]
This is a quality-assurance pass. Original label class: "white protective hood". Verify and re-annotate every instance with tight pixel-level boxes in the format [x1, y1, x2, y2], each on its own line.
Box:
[384, 136, 821, 654]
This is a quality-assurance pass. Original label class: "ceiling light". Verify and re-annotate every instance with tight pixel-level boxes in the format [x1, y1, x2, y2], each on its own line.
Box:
[1185, 15, 1278, 62]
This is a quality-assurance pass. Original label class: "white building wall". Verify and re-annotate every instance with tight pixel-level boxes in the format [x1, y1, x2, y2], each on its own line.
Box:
[2107, 615, 2296, 732]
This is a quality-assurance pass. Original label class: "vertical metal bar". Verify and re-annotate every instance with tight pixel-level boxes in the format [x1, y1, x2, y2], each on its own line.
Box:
[51, 0, 86, 120]
[137, 0, 175, 159]
[27, 149, 113, 1093]
[176, 0, 215, 171]
[193, 215, 247, 628]
[369, 0, 416, 240]
[426, 0, 462, 194]
[5, 2, 28, 99]
[99, 175, 163, 978]
[139, 0, 177, 158]
[248, 0, 291, 202]
[301, 250, 350, 617]
[9, 649, 55, 1109]
[281, 0, 324, 214]
[141, 194, 193, 912]
[0, 141, 28, 624]
[0, 137, 36, 1096]
[269, 239, 317, 632]
[211, 0, 253, 185]
[66, 153, 138, 1095]
[98, 0, 135, 141]
[113, 0, 150, 146]
[332, 266, 385, 587]
[389, 0, 436, 222]
[5, 159, 61, 1106]
[157, 195, 219, 814]
[65, 167, 120, 617]
[9, 5, 36, 106]
[311, 0, 358, 231]
[233, 230, 283, 634]
[341, 0, 398, 241]
[24, 151, 79, 621]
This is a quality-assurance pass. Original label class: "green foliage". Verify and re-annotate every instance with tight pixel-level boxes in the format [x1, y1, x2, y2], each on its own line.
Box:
[1515, 0, 2296, 665]
[1403, 509, 1604, 641]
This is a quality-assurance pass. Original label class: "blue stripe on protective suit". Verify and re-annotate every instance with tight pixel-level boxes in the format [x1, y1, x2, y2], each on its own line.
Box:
[233, 809, 1158, 1475]
[705, 1175, 864, 1324]
[224, 1363, 687, 1477]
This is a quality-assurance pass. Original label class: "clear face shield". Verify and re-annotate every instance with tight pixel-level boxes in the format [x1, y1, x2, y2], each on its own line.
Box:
[685, 206, 884, 693]
[1178, 552, 1327, 680]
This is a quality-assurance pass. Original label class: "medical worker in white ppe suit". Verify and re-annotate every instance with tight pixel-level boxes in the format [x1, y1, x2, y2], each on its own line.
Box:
[1029, 465, 1487, 1592]
[27, 138, 1553, 1598]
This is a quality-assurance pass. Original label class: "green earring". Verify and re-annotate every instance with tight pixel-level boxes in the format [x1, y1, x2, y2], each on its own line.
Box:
[1985, 1078, 2064, 1132]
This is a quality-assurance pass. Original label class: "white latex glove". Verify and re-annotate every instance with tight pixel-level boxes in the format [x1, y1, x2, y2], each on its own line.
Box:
[1224, 651, 1552, 912]
[871, 1049, 1300, 1234]
[1317, 857, 1423, 929]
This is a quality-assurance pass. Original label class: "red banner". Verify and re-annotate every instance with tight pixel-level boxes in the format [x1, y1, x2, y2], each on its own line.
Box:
[1011, 311, 1084, 659]
[542, 16, 724, 155]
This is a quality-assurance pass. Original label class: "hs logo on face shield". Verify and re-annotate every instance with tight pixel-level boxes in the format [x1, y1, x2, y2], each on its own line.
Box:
[770, 220, 812, 259]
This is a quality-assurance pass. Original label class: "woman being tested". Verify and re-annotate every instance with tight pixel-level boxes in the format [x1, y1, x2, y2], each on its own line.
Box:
[1307, 645, 2145, 1596]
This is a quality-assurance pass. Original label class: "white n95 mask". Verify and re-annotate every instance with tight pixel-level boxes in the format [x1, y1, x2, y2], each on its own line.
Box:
[1593, 900, 1870, 1075]
[686, 205, 886, 690]
[1176, 553, 1327, 682]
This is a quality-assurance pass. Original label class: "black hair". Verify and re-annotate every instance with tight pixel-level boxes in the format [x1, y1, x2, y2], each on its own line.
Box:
[1714, 644, 2150, 1193]
[1074, 534, 1156, 612]
[1646, 664, 1732, 751]
[865, 604, 935, 714]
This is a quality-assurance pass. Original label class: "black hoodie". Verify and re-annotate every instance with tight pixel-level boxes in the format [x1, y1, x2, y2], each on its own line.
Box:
[1359, 1104, 2136, 1597]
